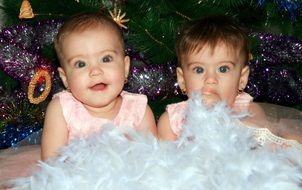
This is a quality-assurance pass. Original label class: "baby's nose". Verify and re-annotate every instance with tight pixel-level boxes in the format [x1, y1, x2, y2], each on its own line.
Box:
[90, 65, 104, 76]
[204, 72, 218, 84]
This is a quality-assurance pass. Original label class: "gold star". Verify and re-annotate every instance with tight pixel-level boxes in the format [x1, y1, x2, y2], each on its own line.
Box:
[109, 8, 130, 29]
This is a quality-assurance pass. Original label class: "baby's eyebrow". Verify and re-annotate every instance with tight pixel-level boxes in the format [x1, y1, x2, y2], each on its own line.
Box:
[67, 56, 84, 65]
[186, 61, 203, 66]
[186, 60, 235, 66]
[96, 50, 118, 55]
[219, 61, 235, 66]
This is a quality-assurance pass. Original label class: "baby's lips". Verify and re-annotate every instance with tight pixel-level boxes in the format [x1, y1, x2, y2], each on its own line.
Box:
[90, 83, 106, 91]
[201, 87, 217, 95]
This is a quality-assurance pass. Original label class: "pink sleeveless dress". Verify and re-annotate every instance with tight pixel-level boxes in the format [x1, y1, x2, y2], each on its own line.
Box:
[55, 90, 148, 142]
[0, 91, 147, 185]
[167, 92, 302, 149]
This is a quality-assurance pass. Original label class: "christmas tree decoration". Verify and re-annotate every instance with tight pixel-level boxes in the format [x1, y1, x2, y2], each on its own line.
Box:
[19, 0, 35, 19]
[0, 35, 55, 86]
[0, 89, 44, 148]
[27, 69, 52, 104]
[125, 61, 180, 100]
[109, 8, 129, 29]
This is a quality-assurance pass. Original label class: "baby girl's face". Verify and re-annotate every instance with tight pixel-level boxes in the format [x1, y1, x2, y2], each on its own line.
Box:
[177, 42, 249, 107]
[57, 26, 130, 109]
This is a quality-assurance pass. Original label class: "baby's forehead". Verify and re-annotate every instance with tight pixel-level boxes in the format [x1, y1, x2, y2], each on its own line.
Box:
[187, 42, 242, 56]
[179, 43, 246, 66]
[63, 25, 116, 37]
[58, 27, 124, 51]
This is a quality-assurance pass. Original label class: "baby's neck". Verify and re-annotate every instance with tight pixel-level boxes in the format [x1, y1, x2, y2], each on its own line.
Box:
[84, 96, 122, 119]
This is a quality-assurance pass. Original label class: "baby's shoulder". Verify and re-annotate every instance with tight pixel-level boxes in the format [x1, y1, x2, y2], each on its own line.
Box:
[44, 95, 63, 119]
[166, 101, 188, 111]
[46, 95, 61, 109]
[52, 90, 74, 100]
[238, 102, 267, 130]
[248, 102, 266, 119]
[48, 91, 81, 118]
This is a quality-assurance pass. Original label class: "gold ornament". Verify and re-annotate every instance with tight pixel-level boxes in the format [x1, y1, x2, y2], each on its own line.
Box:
[28, 69, 52, 104]
[249, 53, 254, 61]
[109, 8, 129, 29]
[19, 0, 34, 19]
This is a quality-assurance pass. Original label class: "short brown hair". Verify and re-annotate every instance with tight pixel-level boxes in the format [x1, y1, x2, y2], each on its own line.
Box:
[176, 15, 249, 66]
[54, 12, 124, 64]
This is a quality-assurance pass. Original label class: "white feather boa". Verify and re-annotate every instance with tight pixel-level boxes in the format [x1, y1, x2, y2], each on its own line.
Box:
[11, 96, 302, 190]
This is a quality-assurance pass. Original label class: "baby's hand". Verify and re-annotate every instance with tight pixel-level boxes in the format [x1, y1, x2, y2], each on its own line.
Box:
[201, 94, 221, 107]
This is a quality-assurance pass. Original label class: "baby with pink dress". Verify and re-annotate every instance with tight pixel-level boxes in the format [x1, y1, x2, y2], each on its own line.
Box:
[157, 15, 302, 149]
[0, 11, 157, 187]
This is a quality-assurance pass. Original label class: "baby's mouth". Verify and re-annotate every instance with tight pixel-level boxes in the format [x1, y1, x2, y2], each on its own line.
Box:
[201, 88, 217, 95]
[90, 83, 107, 91]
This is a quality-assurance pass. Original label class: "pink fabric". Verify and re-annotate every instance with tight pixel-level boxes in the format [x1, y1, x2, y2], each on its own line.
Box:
[167, 92, 252, 137]
[55, 90, 148, 142]
[166, 101, 188, 137]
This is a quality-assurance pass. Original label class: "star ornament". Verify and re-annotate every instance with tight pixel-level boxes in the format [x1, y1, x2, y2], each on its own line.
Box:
[109, 8, 130, 29]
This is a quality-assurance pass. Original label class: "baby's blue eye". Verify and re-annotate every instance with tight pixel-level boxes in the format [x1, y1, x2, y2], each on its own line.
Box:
[193, 67, 204, 74]
[102, 55, 113, 63]
[75, 61, 86, 68]
[218, 65, 230, 73]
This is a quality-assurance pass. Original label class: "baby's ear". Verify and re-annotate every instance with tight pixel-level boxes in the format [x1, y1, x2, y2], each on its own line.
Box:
[58, 67, 69, 88]
[239, 65, 250, 89]
[176, 67, 186, 91]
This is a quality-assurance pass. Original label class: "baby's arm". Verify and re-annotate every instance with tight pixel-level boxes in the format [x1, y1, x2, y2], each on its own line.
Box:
[249, 102, 267, 121]
[279, 131, 302, 144]
[157, 111, 178, 141]
[137, 105, 157, 137]
[246, 103, 302, 148]
[41, 98, 69, 161]
[240, 102, 268, 128]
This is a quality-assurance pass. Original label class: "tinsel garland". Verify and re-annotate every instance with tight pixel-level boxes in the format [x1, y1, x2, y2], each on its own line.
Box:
[246, 32, 302, 105]
[0, 90, 43, 149]
[127, 64, 179, 99]
[0, 20, 62, 53]
[0, 20, 61, 85]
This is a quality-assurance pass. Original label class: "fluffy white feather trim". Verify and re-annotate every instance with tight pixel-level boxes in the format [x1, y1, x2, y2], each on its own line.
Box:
[11, 96, 302, 190]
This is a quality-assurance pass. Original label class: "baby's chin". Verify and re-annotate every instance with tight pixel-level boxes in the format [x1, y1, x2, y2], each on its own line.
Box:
[200, 94, 222, 107]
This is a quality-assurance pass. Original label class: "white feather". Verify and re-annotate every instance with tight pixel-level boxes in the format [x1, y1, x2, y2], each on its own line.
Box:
[11, 94, 302, 190]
